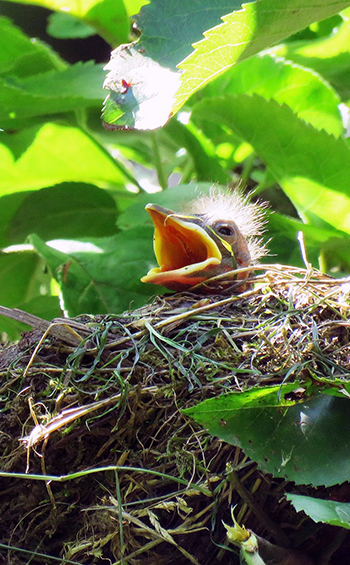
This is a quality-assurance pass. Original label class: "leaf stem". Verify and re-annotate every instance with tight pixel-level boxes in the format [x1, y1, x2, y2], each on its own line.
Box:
[75, 108, 145, 191]
[152, 132, 168, 189]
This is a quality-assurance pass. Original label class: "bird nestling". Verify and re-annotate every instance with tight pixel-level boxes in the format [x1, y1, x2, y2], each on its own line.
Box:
[141, 188, 268, 292]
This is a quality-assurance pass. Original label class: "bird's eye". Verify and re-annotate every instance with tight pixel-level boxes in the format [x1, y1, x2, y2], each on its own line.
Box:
[217, 225, 235, 237]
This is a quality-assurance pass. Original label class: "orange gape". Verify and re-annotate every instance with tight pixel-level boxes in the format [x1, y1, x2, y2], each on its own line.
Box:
[141, 190, 267, 293]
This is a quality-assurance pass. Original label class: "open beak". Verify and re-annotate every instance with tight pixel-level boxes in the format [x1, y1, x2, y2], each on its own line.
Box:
[141, 204, 222, 290]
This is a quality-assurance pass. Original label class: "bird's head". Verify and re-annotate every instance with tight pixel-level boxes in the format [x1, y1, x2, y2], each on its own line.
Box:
[141, 189, 267, 292]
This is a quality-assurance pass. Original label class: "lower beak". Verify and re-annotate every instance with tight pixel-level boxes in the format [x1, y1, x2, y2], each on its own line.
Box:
[141, 204, 222, 291]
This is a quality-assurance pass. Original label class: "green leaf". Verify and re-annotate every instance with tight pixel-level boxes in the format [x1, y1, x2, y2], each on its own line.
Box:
[163, 120, 231, 184]
[0, 250, 47, 305]
[271, 8, 350, 100]
[268, 212, 350, 271]
[193, 94, 350, 234]
[0, 122, 126, 194]
[1, 0, 130, 45]
[102, 46, 181, 131]
[0, 249, 55, 339]
[47, 12, 96, 39]
[174, 0, 350, 114]
[103, 0, 350, 129]
[184, 387, 350, 486]
[135, 0, 244, 69]
[0, 16, 63, 77]
[0, 295, 61, 340]
[287, 494, 350, 528]
[29, 230, 160, 316]
[201, 53, 342, 137]
[117, 182, 218, 229]
[0, 191, 29, 248]
[0, 62, 105, 127]
[7, 183, 118, 244]
[102, 0, 244, 129]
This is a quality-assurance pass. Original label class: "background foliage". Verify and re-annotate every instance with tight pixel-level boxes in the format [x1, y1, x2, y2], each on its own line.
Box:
[0, 0, 350, 341]
[1, 0, 350, 547]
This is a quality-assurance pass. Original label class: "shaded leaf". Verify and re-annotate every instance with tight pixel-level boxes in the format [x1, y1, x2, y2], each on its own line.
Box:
[135, 0, 244, 69]
[8, 183, 118, 244]
[268, 212, 350, 270]
[0, 191, 29, 248]
[30, 230, 160, 316]
[117, 183, 218, 229]
[288, 494, 350, 528]
[163, 120, 231, 184]
[184, 386, 350, 486]
[0, 295, 61, 341]
[0, 250, 54, 339]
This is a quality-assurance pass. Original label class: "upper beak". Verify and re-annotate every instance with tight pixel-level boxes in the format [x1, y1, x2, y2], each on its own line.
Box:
[141, 204, 222, 290]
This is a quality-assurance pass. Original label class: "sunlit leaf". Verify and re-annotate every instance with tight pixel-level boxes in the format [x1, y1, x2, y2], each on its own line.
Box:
[271, 8, 350, 100]
[0, 62, 105, 128]
[193, 94, 350, 234]
[200, 53, 342, 136]
[0, 122, 126, 194]
[174, 0, 350, 114]
[1, 0, 130, 45]
[103, 0, 350, 130]
[0, 16, 63, 77]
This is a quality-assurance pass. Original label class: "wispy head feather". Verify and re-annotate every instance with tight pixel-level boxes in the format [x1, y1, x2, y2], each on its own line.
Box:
[188, 187, 268, 262]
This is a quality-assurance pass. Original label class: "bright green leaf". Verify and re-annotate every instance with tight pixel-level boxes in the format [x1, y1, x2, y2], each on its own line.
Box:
[124, 0, 148, 18]
[271, 8, 350, 100]
[103, 0, 350, 130]
[288, 494, 350, 528]
[0, 16, 63, 77]
[47, 12, 96, 39]
[201, 53, 342, 136]
[0, 122, 126, 194]
[193, 94, 350, 233]
[0, 62, 105, 127]
[174, 0, 350, 114]
[2, 0, 130, 45]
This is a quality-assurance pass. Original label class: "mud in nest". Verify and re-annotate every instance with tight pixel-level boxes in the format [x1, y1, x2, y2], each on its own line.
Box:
[0, 265, 349, 565]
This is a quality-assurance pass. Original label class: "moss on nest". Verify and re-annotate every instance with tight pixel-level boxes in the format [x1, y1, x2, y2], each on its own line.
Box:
[0, 265, 349, 564]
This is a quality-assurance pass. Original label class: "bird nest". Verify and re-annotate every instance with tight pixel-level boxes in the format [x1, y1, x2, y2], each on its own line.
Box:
[0, 265, 349, 565]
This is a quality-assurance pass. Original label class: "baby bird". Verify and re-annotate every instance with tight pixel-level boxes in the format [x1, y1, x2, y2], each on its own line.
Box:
[141, 189, 267, 292]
